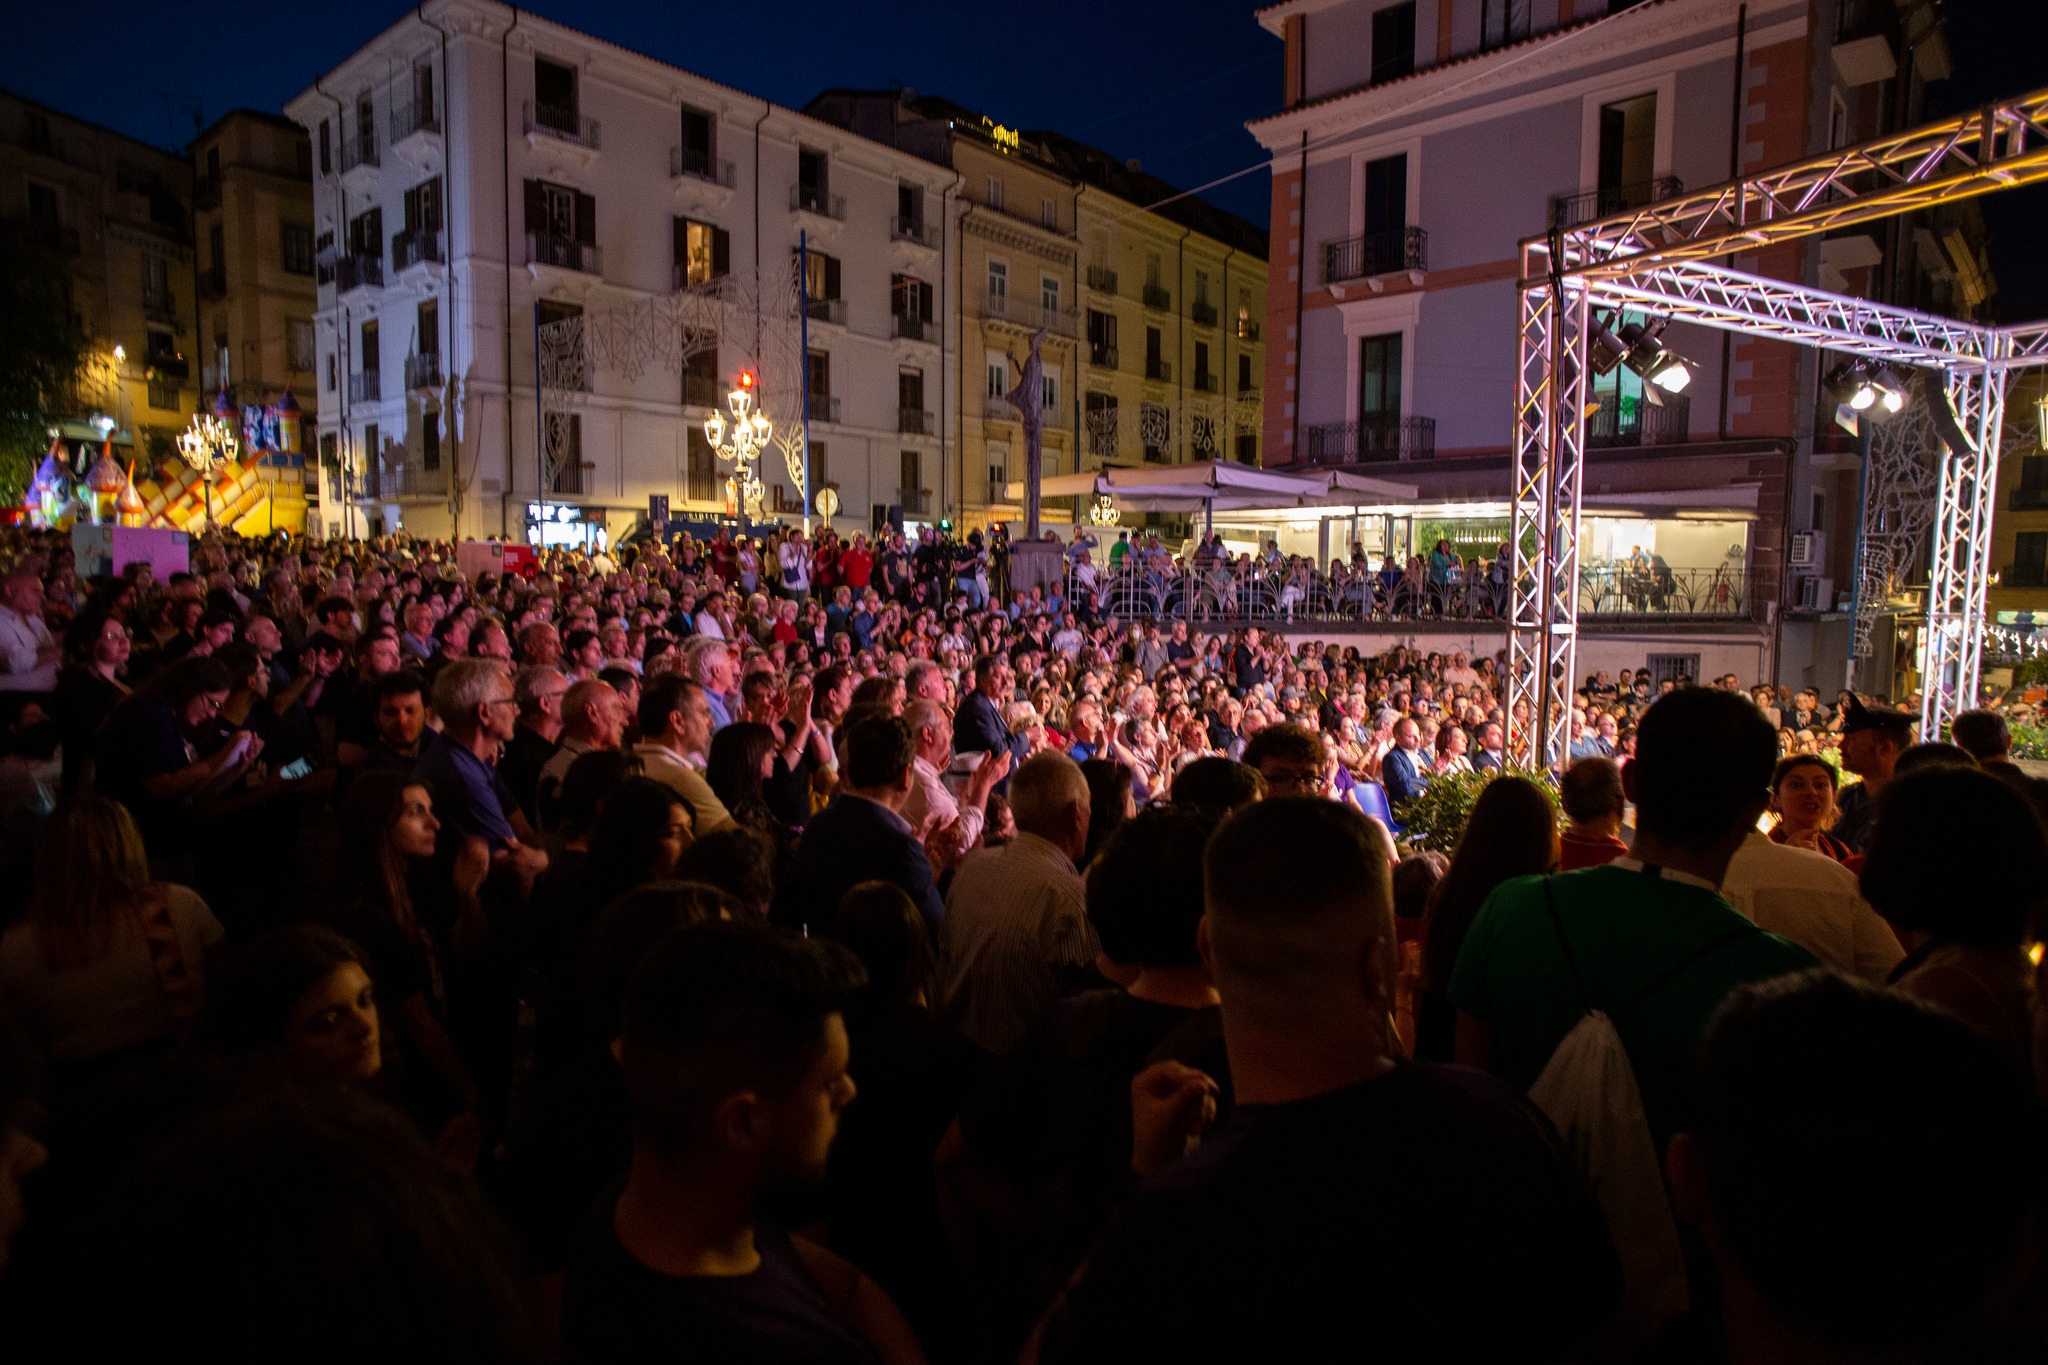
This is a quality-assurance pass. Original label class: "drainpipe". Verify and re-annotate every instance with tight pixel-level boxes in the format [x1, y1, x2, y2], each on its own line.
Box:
[501, 6, 522, 539]
[1222, 244, 1236, 460]
[418, 2, 459, 531]
[313, 75, 350, 538]
[941, 169, 962, 522]
[957, 189, 978, 522]
[1176, 223, 1191, 469]
[752, 101, 771, 359]
[1291, 130, 1307, 467]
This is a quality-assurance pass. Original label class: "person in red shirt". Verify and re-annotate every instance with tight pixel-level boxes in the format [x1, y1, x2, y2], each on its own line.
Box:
[811, 530, 840, 595]
[838, 533, 874, 592]
[1558, 755, 1630, 870]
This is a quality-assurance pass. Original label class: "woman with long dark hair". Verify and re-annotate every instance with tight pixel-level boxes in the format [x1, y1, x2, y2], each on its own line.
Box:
[1416, 776, 1558, 1061]
[93, 656, 262, 873]
[198, 924, 382, 1085]
[53, 610, 130, 795]
[1079, 758, 1135, 868]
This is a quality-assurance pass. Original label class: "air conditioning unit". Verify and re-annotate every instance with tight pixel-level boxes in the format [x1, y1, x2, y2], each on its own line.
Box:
[1797, 575, 1833, 610]
[1790, 530, 1824, 568]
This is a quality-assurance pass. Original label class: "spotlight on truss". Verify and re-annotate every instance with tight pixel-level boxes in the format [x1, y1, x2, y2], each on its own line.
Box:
[1617, 320, 1694, 396]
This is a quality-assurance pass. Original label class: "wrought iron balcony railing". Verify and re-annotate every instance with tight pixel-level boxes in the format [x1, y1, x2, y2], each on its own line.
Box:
[391, 99, 439, 141]
[1585, 393, 1691, 448]
[405, 353, 442, 391]
[1142, 283, 1171, 311]
[527, 232, 601, 275]
[671, 145, 735, 186]
[1301, 415, 1435, 463]
[334, 252, 383, 293]
[1087, 265, 1119, 295]
[525, 101, 599, 148]
[791, 184, 846, 220]
[1550, 177, 1685, 228]
[1322, 226, 1428, 284]
[348, 370, 381, 403]
[391, 227, 443, 272]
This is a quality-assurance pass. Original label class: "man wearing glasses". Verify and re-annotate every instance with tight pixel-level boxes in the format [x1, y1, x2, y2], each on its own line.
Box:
[414, 658, 549, 884]
[499, 665, 571, 825]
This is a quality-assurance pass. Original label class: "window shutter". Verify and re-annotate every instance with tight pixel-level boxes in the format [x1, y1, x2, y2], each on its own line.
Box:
[824, 254, 841, 301]
[919, 281, 933, 322]
[712, 227, 729, 277]
[429, 177, 444, 232]
[523, 179, 545, 234]
[673, 216, 689, 264]
[575, 192, 596, 245]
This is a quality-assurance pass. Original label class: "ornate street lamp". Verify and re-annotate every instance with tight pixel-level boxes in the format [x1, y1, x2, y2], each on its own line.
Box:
[1088, 493, 1120, 528]
[703, 371, 770, 520]
[176, 411, 239, 530]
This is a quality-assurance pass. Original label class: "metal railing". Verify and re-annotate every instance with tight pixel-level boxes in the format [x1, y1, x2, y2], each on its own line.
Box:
[2010, 487, 2048, 512]
[1238, 317, 1261, 341]
[335, 252, 383, 292]
[525, 100, 600, 148]
[1323, 226, 1428, 283]
[527, 231, 601, 274]
[899, 488, 930, 515]
[1579, 566, 1751, 619]
[1586, 393, 1690, 447]
[982, 293, 1076, 336]
[339, 135, 378, 174]
[1088, 344, 1119, 370]
[391, 227, 443, 271]
[1087, 264, 1119, 294]
[898, 408, 933, 435]
[391, 99, 439, 141]
[1191, 299, 1218, 327]
[2004, 563, 2048, 588]
[798, 296, 846, 324]
[891, 216, 934, 247]
[405, 353, 442, 391]
[1142, 283, 1172, 311]
[1550, 176, 1685, 228]
[1144, 359, 1172, 383]
[892, 313, 931, 342]
[1192, 372, 1219, 393]
[984, 396, 1016, 423]
[682, 373, 721, 407]
[1302, 415, 1435, 463]
[141, 282, 177, 322]
[807, 393, 840, 423]
[145, 353, 188, 380]
[146, 381, 181, 412]
[350, 463, 449, 500]
[671, 146, 735, 185]
[348, 370, 381, 403]
[791, 184, 846, 220]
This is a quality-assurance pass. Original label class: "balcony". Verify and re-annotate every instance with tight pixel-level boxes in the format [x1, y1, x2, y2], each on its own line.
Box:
[1088, 344, 1119, 371]
[145, 353, 188, 381]
[982, 292, 1076, 337]
[1190, 300, 1218, 328]
[899, 488, 931, 516]
[527, 232, 601, 276]
[984, 396, 1017, 423]
[1586, 393, 1690, 448]
[1144, 359, 1172, 384]
[1550, 178, 1685, 229]
[405, 353, 442, 392]
[350, 463, 449, 501]
[682, 372, 721, 408]
[1238, 317, 1261, 342]
[1142, 283, 1171, 312]
[1301, 415, 1436, 463]
[391, 98, 439, 144]
[348, 370, 381, 403]
[807, 393, 840, 423]
[146, 380, 181, 412]
[891, 313, 933, 342]
[391, 227, 443, 274]
[1087, 265, 1118, 295]
[670, 145, 736, 187]
[791, 184, 845, 221]
[891, 216, 935, 248]
[898, 408, 934, 435]
[1192, 372, 1219, 394]
[524, 100, 600, 150]
[200, 266, 228, 300]
[1580, 566, 1751, 620]
[1322, 227, 1428, 285]
[335, 252, 383, 294]
[338, 135, 379, 176]
[2004, 563, 2048, 588]
[798, 296, 846, 326]
[2010, 487, 2048, 512]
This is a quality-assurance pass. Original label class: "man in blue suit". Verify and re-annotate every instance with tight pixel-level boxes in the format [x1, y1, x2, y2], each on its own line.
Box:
[793, 711, 945, 932]
[1381, 717, 1428, 810]
[953, 652, 1028, 794]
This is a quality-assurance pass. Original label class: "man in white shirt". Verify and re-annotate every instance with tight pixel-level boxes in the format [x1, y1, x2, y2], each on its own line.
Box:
[902, 698, 1007, 856]
[0, 571, 58, 694]
[1718, 830, 1903, 982]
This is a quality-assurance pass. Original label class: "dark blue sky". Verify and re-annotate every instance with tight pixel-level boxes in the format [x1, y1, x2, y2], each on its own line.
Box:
[2, 0, 2040, 312]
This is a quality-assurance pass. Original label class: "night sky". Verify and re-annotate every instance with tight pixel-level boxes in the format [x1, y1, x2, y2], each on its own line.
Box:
[0, 0, 2041, 313]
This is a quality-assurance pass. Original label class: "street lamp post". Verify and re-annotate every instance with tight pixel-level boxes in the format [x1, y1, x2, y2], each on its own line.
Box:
[176, 413, 238, 531]
[703, 371, 770, 522]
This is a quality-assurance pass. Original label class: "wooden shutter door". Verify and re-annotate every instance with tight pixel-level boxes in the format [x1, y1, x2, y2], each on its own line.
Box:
[574, 192, 596, 245]
[523, 179, 545, 235]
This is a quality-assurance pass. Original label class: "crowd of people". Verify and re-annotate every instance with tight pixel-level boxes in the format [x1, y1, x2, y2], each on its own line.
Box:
[0, 517, 2042, 1363]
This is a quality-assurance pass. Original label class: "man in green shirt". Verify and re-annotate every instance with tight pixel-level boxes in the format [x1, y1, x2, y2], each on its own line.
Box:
[1450, 687, 1815, 1148]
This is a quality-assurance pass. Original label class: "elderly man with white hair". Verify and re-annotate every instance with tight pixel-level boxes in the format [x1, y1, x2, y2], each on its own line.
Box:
[902, 698, 1008, 863]
[684, 635, 738, 731]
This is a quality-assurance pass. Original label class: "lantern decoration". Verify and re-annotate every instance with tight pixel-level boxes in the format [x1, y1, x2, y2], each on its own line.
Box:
[84, 438, 125, 525]
[115, 462, 148, 527]
[274, 388, 303, 459]
[704, 371, 770, 519]
[177, 411, 240, 529]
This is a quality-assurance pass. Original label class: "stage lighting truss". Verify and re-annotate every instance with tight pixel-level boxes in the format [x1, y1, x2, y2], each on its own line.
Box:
[1506, 83, 2048, 769]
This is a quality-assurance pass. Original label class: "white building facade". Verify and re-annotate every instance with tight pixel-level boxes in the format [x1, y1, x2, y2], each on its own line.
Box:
[286, 0, 960, 546]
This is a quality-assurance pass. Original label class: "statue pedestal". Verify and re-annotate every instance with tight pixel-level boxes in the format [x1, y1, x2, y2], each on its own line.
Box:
[1008, 539, 1065, 600]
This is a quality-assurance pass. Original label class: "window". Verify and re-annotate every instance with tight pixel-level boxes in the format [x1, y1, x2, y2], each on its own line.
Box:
[1598, 93, 1659, 199]
[315, 228, 334, 283]
[364, 422, 381, 466]
[682, 346, 719, 407]
[988, 258, 1008, 307]
[674, 216, 730, 286]
[1365, 153, 1408, 239]
[986, 176, 1003, 211]
[797, 248, 841, 302]
[678, 104, 715, 179]
[808, 441, 829, 491]
[1086, 309, 1118, 368]
[1140, 403, 1170, 460]
[281, 223, 315, 275]
[1145, 326, 1164, 380]
[26, 182, 59, 232]
[1194, 270, 1210, 309]
[1238, 352, 1253, 391]
[1194, 341, 1212, 390]
[1042, 371, 1059, 412]
[1372, 3, 1416, 84]
[534, 58, 579, 133]
[543, 414, 581, 494]
[403, 178, 443, 234]
[1040, 275, 1060, 315]
[348, 206, 384, 261]
[1145, 252, 1162, 288]
[141, 255, 172, 313]
[355, 93, 376, 153]
[807, 350, 831, 400]
[327, 352, 337, 393]
[318, 120, 331, 174]
[797, 147, 829, 212]
[1085, 391, 1118, 458]
[987, 351, 1009, 400]
[1359, 332, 1403, 427]
[208, 224, 226, 288]
[421, 410, 440, 470]
[287, 318, 316, 372]
[897, 183, 923, 234]
[900, 449, 921, 498]
[891, 274, 934, 326]
[414, 62, 436, 126]
[686, 427, 717, 500]
[899, 368, 925, 413]
[360, 319, 380, 382]
[523, 180, 594, 265]
[2015, 531, 2048, 587]
[1643, 653, 1700, 688]
[1040, 197, 1055, 228]
[1481, 0, 1531, 50]
[417, 298, 439, 357]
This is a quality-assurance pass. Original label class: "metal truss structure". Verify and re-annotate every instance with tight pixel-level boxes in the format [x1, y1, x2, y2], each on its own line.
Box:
[536, 268, 810, 503]
[1508, 84, 2048, 766]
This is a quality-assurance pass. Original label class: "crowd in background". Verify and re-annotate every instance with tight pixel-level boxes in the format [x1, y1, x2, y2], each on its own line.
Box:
[0, 519, 2041, 1363]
